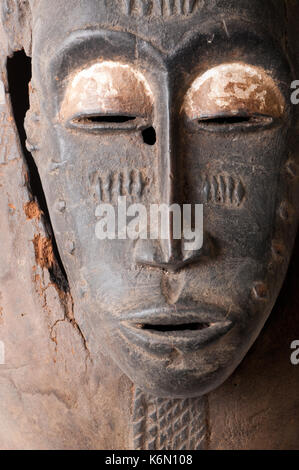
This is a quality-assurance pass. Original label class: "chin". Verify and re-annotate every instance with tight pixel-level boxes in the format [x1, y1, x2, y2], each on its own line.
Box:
[105, 325, 246, 398]
[121, 358, 239, 398]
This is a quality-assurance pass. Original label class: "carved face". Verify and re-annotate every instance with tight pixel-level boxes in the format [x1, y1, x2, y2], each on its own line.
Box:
[26, 0, 299, 397]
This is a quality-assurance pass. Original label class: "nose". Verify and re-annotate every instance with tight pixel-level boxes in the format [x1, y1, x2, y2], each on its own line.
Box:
[135, 77, 204, 272]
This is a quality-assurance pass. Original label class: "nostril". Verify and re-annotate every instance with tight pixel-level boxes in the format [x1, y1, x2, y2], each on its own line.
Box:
[142, 126, 156, 146]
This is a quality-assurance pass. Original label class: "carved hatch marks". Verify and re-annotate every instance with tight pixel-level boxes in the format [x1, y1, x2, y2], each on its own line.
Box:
[199, 174, 245, 207]
[89, 169, 151, 203]
[121, 0, 203, 16]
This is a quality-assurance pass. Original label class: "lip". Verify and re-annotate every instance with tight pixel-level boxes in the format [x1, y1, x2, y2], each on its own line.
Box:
[120, 304, 235, 355]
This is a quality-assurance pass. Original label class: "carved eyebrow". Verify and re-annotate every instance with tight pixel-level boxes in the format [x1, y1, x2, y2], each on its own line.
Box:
[49, 29, 167, 85]
[50, 20, 285, 84]
[168, 19, 286, 65]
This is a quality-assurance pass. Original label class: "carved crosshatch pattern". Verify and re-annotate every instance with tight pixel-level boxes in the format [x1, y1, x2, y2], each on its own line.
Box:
[132, 388, 207, 450]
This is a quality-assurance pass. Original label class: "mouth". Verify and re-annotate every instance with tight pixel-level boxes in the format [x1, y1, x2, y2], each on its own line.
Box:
[137, 321, 211, 334]
[120, 305, 235, 354]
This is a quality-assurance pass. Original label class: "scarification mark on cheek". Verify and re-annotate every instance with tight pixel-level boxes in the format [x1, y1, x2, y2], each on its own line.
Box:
[198, 174, 246, 206]
[89, 169, 152, 203]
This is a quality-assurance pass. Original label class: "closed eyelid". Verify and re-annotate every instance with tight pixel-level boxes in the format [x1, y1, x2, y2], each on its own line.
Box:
[183, 62, 286, 121]
[59, 61, 154, 123]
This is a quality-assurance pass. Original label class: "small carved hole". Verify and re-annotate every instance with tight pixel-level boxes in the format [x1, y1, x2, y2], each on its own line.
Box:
[142, 127, 156, 146]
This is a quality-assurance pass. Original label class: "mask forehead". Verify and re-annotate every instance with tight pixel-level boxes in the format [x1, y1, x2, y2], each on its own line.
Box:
[31, 0, 285, 56]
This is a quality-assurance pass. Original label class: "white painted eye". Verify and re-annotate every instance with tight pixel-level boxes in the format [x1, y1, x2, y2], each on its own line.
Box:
[183, 63, 286, 131]
[60, 62, 154, 131]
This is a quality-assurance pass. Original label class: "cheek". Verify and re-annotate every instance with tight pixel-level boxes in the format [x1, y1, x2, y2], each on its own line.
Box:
[58, 132, 159, 204]
[182, 127, 289, 259]
[34, 130, 160, 286]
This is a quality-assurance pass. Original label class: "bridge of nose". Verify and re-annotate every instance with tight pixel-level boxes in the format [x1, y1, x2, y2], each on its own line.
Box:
[134, 77, 203, 270]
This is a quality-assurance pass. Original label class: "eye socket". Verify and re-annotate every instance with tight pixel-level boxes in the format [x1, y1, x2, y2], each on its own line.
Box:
[194, 111, 274, 132]
[60, 62, 153, 133]
[77, 115, 136, 124]
[183, 63, 286, 133]
[68, 113, 149, 132]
